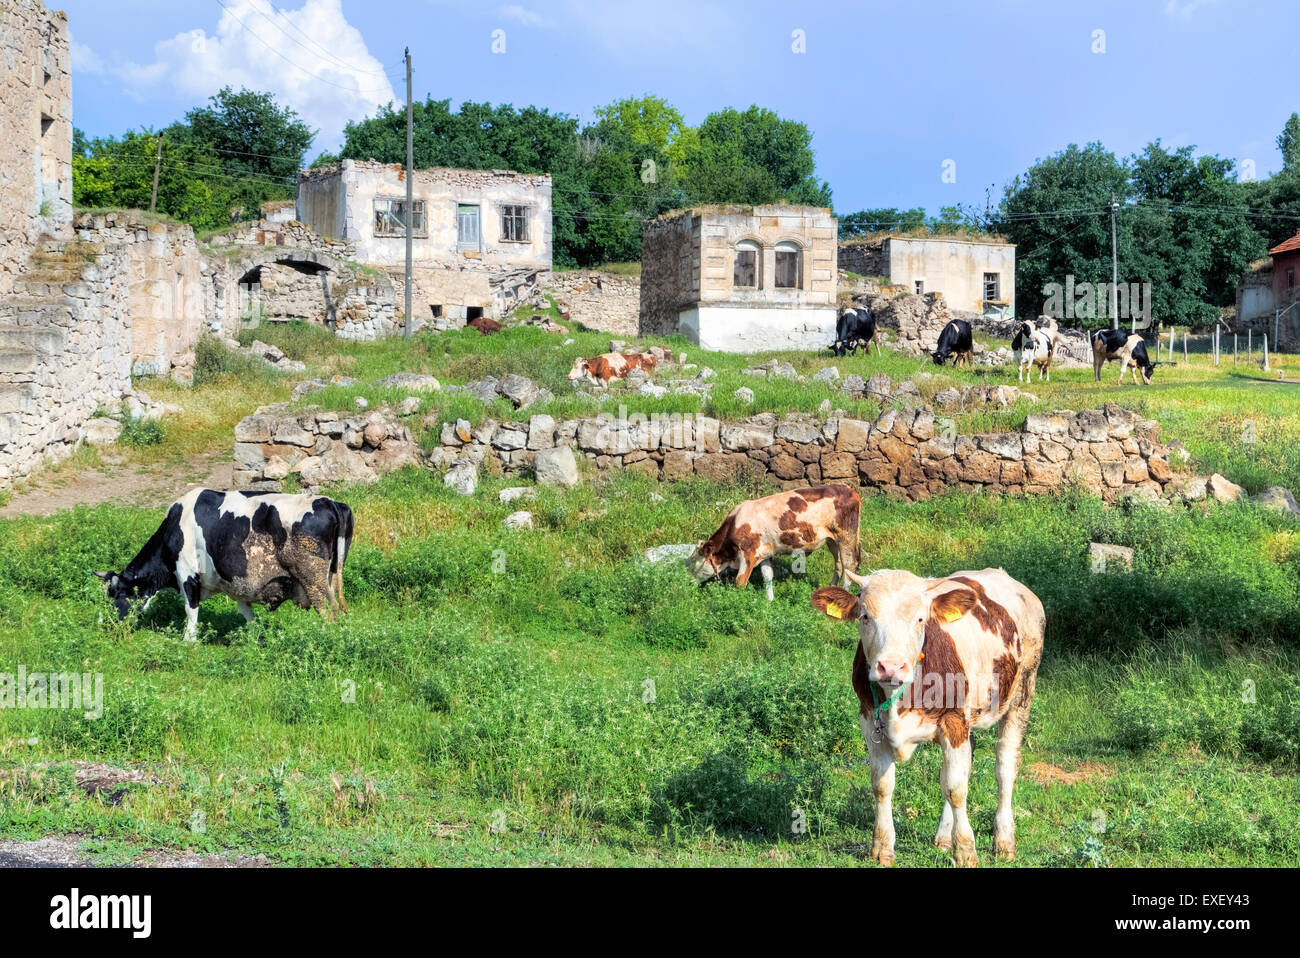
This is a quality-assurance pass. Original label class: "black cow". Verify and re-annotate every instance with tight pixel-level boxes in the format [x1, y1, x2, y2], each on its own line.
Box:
[95, 489, 354, 641]
[931, 319, 974, 366]
[831, 307, 880, 357]
[1091, 328, 1158, 385]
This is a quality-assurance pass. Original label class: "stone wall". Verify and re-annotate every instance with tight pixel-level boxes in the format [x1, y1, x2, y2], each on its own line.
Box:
[544, 271, 641, 336]
[236, 399, 1176, 504]
[0, 0, 73, 294]
[838, 241, 889, 278]
[0, 239, 134, 484]
[73, 212, 207, 382]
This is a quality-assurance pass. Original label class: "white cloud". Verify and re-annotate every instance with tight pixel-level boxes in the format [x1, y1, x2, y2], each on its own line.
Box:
[69, 36, 105, 76]
[91, 0, 396, 150]
[499, 5, 548, 28]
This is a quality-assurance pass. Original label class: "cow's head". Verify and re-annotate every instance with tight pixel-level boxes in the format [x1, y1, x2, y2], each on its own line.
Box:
[567, 357, 591, 382]
[93, 570, 139, 620]
[930, 348, 949, 366]
[1140, 360, 1159, 384]
[686, 540, 720, 582]
[812, 571, 978, 689]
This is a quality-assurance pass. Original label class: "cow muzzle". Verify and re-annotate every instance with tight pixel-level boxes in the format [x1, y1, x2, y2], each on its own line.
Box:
[874, 660, 912, 687]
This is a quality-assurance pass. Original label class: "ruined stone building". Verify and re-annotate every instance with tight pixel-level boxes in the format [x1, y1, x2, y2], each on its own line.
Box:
[296, 160, 552, 328]
[0, 0, 73, 293]
[1236, 232, 1300, 350]
[639, 205, 838, 351]
[839, 235, 1016, 317]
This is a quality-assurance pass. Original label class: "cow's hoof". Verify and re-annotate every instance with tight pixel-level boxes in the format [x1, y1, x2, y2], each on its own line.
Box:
[995, 839, 1016, 861]
[954, 841, 979, 868]
[870, 839, 895, 867]
[933, 835, 953, 850]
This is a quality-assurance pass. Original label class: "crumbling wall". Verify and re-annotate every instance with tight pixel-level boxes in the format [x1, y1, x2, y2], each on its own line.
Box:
[545, 271, 641, 336]
[0, 0, 73, 294]
[0, 240, 134, 484]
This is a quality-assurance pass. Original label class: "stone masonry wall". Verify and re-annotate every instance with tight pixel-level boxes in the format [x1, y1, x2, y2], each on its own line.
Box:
[0, 0, 73, 294]
[0, 240, 134, 484]
[236, 400, 1176, 504]
[544, 271, 641, 336]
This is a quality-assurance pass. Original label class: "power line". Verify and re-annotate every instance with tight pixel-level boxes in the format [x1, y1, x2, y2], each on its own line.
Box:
[212, 0, 403, 79]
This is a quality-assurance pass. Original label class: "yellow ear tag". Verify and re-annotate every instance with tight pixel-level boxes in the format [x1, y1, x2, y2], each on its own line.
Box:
[827, 604, 844, 620]
[943, 609, 963, 623]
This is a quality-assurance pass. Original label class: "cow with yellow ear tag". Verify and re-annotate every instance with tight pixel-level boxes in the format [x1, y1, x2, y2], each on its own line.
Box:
[811, 567, 1045, 868]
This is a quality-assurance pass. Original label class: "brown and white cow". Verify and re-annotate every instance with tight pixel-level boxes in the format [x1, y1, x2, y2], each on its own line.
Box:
[687, 485, 862, 601]
[811, 567, 1044, 867]
[567, 351, 658, 386]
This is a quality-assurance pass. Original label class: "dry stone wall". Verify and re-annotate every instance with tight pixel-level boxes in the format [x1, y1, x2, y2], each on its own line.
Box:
[236, 398, 1177, 504]
[544, 271, 640, 336]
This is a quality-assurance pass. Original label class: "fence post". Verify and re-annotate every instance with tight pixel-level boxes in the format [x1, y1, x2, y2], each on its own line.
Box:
[1234, 333, 1238, 365]
[1183, 331, 1188, 363]
[1264, 334, 1270, 372]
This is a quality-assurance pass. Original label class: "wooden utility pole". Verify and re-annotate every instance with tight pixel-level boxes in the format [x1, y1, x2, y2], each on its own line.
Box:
[1110, 193, 1120, 331]
[404, 47, 414, 338]
[150, 135, 164, 215]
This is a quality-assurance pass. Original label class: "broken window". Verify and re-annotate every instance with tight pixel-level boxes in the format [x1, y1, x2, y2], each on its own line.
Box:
[984, 272, 1001, 301]
[733, 241, 759, 288]
[500, 205, 530, 242]
[774, 242, 801, 289]
[915, 280, 925, 295]
[457, 204, 481, 248]
[373, 197, 426, 237]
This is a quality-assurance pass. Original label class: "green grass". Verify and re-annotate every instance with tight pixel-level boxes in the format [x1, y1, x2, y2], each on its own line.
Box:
[0, 470, 1296, 867]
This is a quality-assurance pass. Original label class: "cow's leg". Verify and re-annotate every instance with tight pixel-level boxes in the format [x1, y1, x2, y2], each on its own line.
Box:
[996, 669, 1036, 860]
[236, 601, 255, 623]
[934, 799, 955, 850]
[862, 728, 896, 866]
[180, 575, 201, 643]
[759, 560, 774, 602]
[734, 554, 753, 590]
[940, 727, 977, 867]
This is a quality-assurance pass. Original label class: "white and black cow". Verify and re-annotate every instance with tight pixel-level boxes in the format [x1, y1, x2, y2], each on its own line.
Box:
[831, 307, 881, 357]
[1012, 320, 1054, 382]
[1091, 328, 1158, 385]
[95, 489, 354, 641]
[931, 319, 974, 367]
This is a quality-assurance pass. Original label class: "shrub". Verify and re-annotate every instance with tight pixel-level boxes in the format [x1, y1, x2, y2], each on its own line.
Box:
[118, 415, 164, 447]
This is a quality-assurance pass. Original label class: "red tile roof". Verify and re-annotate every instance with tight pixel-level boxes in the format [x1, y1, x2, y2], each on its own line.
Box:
[1270, 233, 1300, 255]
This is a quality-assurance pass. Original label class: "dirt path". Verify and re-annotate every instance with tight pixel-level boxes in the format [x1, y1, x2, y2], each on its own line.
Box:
[0, 835, 270, 868]
[0, 451, 232, 519]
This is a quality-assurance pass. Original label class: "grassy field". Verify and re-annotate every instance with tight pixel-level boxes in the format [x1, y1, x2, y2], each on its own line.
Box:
[0, 317, 1297, 866]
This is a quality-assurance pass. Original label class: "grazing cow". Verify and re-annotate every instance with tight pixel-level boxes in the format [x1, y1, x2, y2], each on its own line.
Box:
[94, 489, 354, 642]
[567, 351, 658, 386]
[831, 307, 881, 357]
[687, 485, 861, 601]
[811, 568, 1045, 867]
[1091, 328, 1158, 385]
[1012, 320, 1055, 382]
[467, 316, 503, 336]
[931, 319, 974, 367]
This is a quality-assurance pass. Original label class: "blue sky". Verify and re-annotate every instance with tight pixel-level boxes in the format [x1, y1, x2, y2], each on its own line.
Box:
[63, 0, 1294, 214]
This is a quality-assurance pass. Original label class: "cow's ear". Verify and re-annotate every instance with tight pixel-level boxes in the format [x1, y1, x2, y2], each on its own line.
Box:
[811, 586, 860, 622]
[929, 587, 977, 625]
[92, 570, 115, 582]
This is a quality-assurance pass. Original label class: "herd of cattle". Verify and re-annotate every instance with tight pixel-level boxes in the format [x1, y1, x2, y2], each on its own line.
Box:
[90, 312, 1174, 865]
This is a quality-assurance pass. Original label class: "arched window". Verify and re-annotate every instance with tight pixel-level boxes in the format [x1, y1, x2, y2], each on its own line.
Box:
[774, 241, 802, 289]
[733, 240, 760, 288]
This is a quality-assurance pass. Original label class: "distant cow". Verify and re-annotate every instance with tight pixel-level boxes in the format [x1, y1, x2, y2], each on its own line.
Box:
[687, 485, 862, 601]
[831, 307, 880, 357]
[95, 489, 354, 642]
[1012, 320, 1054, 382]
[1091, 328, 1157, 385]
[568, 351, 658, 386]
[812, 567, 1045, 867]
[931, 319, 974, 367]
[467, 316, 503, 336]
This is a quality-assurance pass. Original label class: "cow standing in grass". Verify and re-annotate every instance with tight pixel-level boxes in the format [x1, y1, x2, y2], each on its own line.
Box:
[568, 351, 658, 386]
[811, 567, 1045, 867]
[95, 489, 354, 642]
[931, 319, 974, 367]
[687, 485, 862, 601]
[1012, 319, 1055, 382]
[1092, 328, 1158, 385]
[831, 307, 881, 357]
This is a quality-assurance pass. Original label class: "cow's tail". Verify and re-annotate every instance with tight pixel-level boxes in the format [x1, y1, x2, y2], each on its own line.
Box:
[331, 500, 354, 611]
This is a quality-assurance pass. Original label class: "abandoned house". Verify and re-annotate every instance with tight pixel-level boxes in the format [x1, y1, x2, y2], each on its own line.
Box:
[1236, 231, 1300, 351]
[839, 234, 1016, 318]
[639, 205, 838, 350]
[295, 160, 552, 328]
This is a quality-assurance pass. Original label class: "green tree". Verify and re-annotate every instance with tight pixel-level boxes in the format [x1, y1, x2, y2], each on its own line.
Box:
[681, 106, 832, 208]
[1278, 112, 1300, 171]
